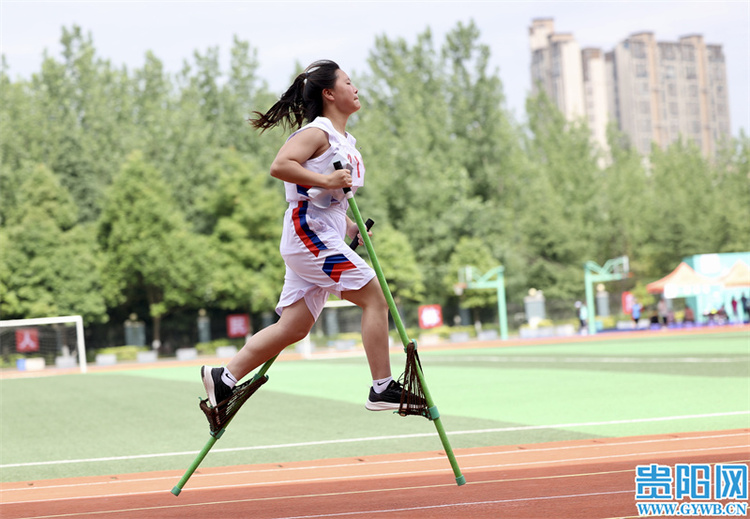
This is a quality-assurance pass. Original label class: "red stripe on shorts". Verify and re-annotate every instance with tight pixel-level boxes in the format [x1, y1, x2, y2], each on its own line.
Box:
[292, 201, 327, 257]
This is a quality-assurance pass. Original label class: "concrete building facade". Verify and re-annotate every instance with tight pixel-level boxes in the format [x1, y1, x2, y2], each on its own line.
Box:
[529, 19, 731, 157]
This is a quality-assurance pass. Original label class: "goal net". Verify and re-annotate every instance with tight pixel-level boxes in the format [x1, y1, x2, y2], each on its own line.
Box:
[0, 315, 87, 373]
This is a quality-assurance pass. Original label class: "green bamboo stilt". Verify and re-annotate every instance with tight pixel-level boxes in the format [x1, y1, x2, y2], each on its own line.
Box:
[171, 355, 279, 496]
[346, 191, 466, 486]
[174, 184, 467, 496]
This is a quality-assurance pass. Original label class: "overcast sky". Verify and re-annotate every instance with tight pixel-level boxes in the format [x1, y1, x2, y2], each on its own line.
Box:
[2, 1, 748, 136]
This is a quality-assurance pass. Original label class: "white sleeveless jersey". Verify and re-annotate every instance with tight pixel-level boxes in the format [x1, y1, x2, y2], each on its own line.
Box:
[275, 118, 372, 319]
[283, 117, 365, 207]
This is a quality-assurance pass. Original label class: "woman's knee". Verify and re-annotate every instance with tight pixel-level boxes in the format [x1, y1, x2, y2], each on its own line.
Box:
[343, 279, 388, 313]
[363, 284, 388, 313]
[286, 323, 312, 344]
[277, 301, 315, 343]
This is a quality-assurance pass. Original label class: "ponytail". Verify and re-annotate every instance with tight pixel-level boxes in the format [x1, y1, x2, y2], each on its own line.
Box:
[250, 60, 340, 132]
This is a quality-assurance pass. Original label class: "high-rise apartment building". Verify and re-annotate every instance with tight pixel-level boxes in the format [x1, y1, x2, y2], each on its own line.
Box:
[607, 32, 731, 156]
[529, 19, 586, 121]
[582, 48, 610, 152]
[529, 19, 731, 157]
[529, 19, 609, 152]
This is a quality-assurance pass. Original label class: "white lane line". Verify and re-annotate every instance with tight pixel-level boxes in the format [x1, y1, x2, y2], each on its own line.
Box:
[2, 411, 748, 469]
[6, 431, 747, 494]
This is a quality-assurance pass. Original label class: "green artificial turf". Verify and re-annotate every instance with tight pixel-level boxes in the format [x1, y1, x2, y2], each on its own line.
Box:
[1, 331, 747, 482]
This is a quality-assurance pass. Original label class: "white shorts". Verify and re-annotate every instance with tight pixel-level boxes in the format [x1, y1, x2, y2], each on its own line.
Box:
[275, 201, 375, 320]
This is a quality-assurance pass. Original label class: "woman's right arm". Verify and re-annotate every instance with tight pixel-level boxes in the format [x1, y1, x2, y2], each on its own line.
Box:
[269, 128, 352, 189]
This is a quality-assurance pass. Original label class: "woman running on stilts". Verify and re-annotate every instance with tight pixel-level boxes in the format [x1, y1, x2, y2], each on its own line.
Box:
[201, 60, 417, 411]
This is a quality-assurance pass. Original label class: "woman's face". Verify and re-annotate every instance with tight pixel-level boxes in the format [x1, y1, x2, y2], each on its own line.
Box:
[330, 69, 360, 115]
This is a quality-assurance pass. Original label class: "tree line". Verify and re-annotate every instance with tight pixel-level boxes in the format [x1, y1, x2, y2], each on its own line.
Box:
[1, 22, 748, 345]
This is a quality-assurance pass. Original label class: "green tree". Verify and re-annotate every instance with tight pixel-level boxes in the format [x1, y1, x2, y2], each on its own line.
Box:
[131, 51, 172, 165]
[97, 151, 210, 345]
[0, 58, 41, 198]
[597, 124, 650, 272]
[218, 36, 276, 157]
[0, 163, 106, 322]
[447, 236, 498, 323]
[642, 139, 719, 276]
[357, 22, 518, 303]
[368, 225, 424, 305]
[152, 37, 278, 229]
[5, 21, 749, 338]
[150, 59, 216, 227]
[29, 26, 134, 222]
[442, 21, 524, 201]
[710, 132, 750, 253]
[515, 91, 602, 299]
[200, 149, 285, 317]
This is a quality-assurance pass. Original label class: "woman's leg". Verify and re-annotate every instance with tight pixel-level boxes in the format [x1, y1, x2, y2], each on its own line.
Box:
[341, 278, 391, 380]
[226, 298, 315, 380]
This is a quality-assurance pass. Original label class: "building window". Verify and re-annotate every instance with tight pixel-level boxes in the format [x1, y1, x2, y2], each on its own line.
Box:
[708, 48, 724, 63]
[632, 41, 647, 59]
[685, 66, 697, 79]
[636, 63, 648, 78]
[688, 84, 698, 97]
[660, 44, 676, 60]
[664, 65, 675, 79]
[682, 44, 695, 61]
[670, 102, 679, 116]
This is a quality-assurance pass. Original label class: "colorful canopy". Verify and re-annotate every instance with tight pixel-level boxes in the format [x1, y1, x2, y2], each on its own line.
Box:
[646, 262, 720, 298]
[717, 260, 750, 288]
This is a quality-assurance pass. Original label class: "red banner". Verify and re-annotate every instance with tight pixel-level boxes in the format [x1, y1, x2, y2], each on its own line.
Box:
[622, 291, 634, 315]
[16, 328, 39, 352]
[226, 314, 250, 338]
[418, 305, 443, 329]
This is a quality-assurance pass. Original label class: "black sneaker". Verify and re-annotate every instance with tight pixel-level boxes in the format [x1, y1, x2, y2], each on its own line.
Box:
[366, 379, 424, 411]
[201, 366, 233, 407]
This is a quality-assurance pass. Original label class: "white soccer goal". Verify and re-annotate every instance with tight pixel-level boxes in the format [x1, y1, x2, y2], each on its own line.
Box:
[0, 315, 87, 373]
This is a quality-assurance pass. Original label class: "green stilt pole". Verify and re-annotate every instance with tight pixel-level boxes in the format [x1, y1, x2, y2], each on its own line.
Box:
[346, 191, 465, 486]
[171, 355, 279, 496]
[171, 434, 218, 496]
[174, 185, 468, 494]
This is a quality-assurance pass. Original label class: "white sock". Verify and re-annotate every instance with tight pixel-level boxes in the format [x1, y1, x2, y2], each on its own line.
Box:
[221, 368, 238, 388]
[372, 376, 393, 394]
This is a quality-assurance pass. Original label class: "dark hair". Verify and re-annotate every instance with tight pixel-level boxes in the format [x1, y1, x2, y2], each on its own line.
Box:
[250, 60, 340, 132]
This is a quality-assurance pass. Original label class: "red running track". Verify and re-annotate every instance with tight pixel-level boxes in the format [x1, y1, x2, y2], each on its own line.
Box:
[2, 429, 748, 519]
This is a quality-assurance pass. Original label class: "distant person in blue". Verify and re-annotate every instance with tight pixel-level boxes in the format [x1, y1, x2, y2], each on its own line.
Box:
[575, 301, 588, 334]
[631, 299, 642, 328]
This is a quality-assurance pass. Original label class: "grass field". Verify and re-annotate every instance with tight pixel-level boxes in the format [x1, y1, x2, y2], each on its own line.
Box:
[1, 329, 748, 484]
